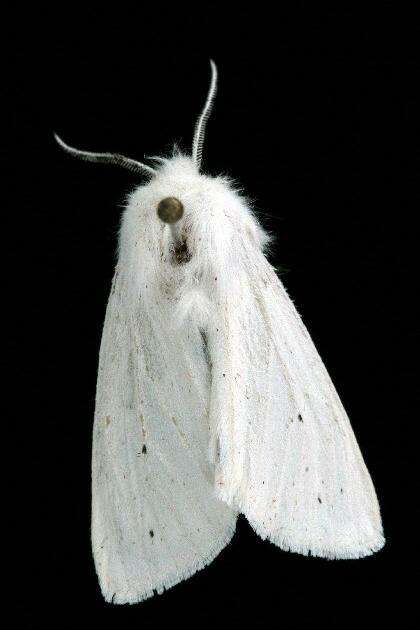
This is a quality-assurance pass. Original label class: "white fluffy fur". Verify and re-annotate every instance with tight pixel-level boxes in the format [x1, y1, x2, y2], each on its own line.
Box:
[91, 155, 384, 604]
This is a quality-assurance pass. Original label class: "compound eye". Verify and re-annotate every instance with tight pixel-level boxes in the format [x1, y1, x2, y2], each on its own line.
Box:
[157, 197, 184, 224]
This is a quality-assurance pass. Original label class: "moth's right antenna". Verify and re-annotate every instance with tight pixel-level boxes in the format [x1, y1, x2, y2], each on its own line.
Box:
[54, 134, 156, 177]
[192, 60, 218, 171]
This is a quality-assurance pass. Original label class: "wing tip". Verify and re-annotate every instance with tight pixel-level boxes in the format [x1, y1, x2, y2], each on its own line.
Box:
[270, 533, 386, 560]
[96, 522, 237, 605]
[248, 517, 385, 560]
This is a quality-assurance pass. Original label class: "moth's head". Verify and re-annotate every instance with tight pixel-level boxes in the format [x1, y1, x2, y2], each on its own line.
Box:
[127, 152, 269, 275]
[55, 60, 269, 264]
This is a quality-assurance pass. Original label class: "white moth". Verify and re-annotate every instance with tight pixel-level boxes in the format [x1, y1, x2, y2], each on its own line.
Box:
[55, 60, 384, 605]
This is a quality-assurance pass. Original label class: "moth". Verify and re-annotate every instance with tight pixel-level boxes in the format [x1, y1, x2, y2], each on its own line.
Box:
[56, 60, 384, 605]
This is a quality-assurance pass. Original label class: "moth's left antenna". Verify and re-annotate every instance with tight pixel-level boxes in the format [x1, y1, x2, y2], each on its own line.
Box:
[54, 134, 156, 176]
[192, 60, 218, 171]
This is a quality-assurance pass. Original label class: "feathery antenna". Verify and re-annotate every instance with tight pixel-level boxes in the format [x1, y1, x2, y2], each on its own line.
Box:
[54, 134, 156, 176]
[192, 60, 218, 171]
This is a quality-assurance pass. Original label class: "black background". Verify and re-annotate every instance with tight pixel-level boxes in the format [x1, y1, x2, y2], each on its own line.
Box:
[7, 3, 418, 628]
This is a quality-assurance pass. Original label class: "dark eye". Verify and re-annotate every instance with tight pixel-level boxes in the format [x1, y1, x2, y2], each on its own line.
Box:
[157, 197, 184, 224]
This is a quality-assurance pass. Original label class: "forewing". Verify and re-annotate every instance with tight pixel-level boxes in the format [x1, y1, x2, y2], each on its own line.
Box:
[209, 247, 384, 559]
[92, 270, 237, 604]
